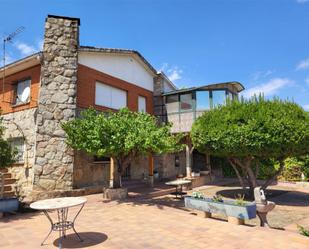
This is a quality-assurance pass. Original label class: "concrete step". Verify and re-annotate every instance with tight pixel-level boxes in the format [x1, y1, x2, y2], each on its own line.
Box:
[4, 178, 16, 185]
[3, 185, 12, 192]
[3, 191, 15, 198]
[3, 173, 12, 179]
[0, 168, 8, 173]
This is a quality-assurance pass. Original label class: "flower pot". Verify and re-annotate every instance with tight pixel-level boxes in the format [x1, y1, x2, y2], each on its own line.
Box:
[184, 196, 256, 220]
[0, 198, 19, 212]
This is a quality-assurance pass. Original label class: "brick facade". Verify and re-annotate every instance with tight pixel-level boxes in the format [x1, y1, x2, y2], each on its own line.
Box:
[77, 64, 153, 114]
[0, 65, 41, 114]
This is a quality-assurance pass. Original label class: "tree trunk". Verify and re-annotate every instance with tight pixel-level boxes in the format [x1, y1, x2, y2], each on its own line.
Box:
[262, 159, 285, 190]
[228, 158, 246, 191]
[229, 157, 257, 198]
[0, 172, 4, 199]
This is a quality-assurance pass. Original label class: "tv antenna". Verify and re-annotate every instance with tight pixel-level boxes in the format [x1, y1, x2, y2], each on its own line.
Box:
[2, 26, 25, 102]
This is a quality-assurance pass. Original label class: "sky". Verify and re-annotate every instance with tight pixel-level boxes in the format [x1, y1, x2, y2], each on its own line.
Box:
[1, 0, 309, 109]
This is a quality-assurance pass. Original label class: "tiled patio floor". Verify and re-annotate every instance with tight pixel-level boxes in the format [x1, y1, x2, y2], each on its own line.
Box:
[0, 194, 308, 249]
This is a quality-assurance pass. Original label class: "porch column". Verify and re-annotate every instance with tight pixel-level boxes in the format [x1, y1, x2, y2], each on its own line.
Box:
[109, 157, 115, 188]
[186, 144, 192, 177]
[148, 154, 154, 187]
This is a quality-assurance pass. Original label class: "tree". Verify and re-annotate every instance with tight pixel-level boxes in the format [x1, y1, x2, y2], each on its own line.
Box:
[0, 114, 16, 198]
[191, 97, 309, 195]
[62, 108, 184, 188]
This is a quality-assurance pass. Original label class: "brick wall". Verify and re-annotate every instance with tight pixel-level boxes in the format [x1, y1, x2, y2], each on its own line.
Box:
[0, 65, 41, 114]
[77, 64, 153, 114]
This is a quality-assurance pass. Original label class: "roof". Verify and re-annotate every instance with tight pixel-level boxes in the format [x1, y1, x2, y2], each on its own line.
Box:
[162, 81, 245, 96]
[0, 52, 41, 77]
[157, 71, 178, 90]
[79, 46, 158, 75]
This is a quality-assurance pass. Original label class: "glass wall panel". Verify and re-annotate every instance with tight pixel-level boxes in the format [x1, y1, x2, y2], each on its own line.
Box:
[212, 90, 226, 107]
[180, 93, 192, 111]
[166, 94, 179, 113]
[196, 91, 210, 110]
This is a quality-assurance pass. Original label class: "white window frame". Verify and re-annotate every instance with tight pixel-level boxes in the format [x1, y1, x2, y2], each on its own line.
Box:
[95, 81, 127, 109]
[9, 137, 25, 164]
[138, 96, 147, 113]
[15, 78, 31, 105]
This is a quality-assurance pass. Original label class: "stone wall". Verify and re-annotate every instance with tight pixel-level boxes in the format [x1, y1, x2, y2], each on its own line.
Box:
[73, 151, 110, 188]
[33, 16, 80, 191]
[2, 108, 37, 198]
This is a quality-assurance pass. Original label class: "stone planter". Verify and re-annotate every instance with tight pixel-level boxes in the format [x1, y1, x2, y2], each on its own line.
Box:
[103, 188, 128, 200]
[0, 198, 19, 213]
[184, 197, 256, 221]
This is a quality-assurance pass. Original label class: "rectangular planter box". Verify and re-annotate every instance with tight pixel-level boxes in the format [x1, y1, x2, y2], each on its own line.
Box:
[185, 197, 256, 220]
[0, 198, 19, 212]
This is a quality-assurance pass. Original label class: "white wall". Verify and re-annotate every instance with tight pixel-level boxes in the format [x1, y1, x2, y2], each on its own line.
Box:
[79, 52, 155, 92]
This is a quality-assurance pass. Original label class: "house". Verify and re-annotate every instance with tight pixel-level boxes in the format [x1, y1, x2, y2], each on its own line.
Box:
[0, 15, 244, 201]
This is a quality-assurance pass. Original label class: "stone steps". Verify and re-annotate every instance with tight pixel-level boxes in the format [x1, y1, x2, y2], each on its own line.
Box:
[0, 169, 17, 198]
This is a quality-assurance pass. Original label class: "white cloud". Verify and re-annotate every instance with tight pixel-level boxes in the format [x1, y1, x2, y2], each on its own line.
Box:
[305, 76, 309, 86]
[243, 78, 294, 98]
[296, 57, 309, 71]
[160, 63, 183, 82]
[37, 39, 44, 50]
[15, 42, 37, 56]
[3, 53, 15, 64]
[303, 104, 309, 111]
[251, 70, 274, 81]
[14, 39, 43, 57]
[296, 0, 309, 3]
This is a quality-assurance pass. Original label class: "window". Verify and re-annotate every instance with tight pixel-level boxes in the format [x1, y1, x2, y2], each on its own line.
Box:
[166, 94, 179, 113]
[180, 93, 193, 111]
[14, 79, 31, 105]
[95, 82, 127, 109]
[138, 96, 146, 112]
[9, 137, 25, 163]
[212, 90, 226, 107]
[196, 91, 210, 110]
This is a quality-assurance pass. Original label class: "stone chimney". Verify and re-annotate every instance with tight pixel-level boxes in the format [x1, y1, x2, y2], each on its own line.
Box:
[33, 15, 80, 192]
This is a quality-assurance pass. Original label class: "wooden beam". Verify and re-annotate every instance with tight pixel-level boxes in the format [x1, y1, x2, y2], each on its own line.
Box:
[109, 157, 114, 188]
[148, 154, 154, 187]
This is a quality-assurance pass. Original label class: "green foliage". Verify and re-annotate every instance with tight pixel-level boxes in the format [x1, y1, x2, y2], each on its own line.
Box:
[191, 191, 204, 199]
[212, 156, 236, 177]
[297, 225, 309, 237]
[62, 107, 184, 164]
[0, 115, 15, 168]
[191, 97, 309, 159]
[279, 156, 309, 181]
[234, 194, 246, 206]
[212, 194, 224, 202]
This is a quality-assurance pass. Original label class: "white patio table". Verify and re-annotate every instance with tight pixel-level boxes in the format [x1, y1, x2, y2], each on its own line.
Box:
[30, 197, 87, 249]
[165, 179, 191, 198]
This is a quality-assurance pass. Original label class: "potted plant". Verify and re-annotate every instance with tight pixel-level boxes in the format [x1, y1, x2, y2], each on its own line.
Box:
[185, 191, 256, 221]
[0, 118, 19, 215]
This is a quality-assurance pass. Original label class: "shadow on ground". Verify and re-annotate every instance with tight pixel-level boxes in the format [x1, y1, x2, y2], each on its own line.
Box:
[53, 232, 108, 248]
[216, 188, 309, 207]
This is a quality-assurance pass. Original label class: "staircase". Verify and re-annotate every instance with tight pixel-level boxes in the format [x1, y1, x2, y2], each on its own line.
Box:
[0, 169, 16, 198]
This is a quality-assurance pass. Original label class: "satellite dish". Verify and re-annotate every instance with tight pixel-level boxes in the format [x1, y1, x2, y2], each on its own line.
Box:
[19, 86, 30, 103]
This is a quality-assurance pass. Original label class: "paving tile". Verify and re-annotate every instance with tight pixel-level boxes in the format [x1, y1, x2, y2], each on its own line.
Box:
[0, 193, 308, 248]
